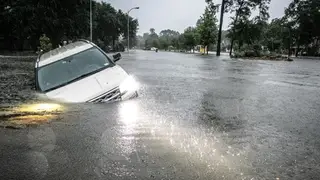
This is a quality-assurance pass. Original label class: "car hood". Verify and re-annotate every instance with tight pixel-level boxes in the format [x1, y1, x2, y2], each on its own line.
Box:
[45, 65, 129, 103]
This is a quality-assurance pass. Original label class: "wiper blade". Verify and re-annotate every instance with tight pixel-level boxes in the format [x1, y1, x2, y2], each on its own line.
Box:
[44, 81, 75, 92]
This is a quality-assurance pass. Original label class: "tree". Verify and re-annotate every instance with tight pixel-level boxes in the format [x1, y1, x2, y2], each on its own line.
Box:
[284, 0, 320, 56]
[178, 34, 186, 50]
[158, 29, 180, 50]
[39, 34, 52, 52]
[94, 2, 119, 48]
[183, 27, 199, 52]
[159, 36, 169, 50]
[226, 0, 271, 56]
[117, 9, 139, 49]
[0, 0, 139, 51]
[150, 28, 156, 34]
[145, 28, 160, 48]
[263, 18, 284, 52]
[136, 35, 144, 48]
[197, 3, 218, 54]
[139, 29, 183, 50]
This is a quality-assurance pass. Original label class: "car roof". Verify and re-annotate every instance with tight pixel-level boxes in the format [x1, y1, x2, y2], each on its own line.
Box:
[37, 41, 93, 67]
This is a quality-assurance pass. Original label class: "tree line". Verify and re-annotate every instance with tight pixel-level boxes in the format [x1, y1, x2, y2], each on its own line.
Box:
[139, 0, 320, 57]
[138, 1, 218, 55]
[0, 0, 138, 51]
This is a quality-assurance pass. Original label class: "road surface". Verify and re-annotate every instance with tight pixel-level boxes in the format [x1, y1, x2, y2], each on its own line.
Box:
[1, 50, 320, 179]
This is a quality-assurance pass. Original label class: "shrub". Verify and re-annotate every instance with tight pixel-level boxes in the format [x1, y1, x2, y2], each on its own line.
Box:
[233, 51, 245, 58]
[236, 43, 263, 57]
[244, 50, 257, 57]
[38, 34, 52, 53]
[252, 43, 262, 57]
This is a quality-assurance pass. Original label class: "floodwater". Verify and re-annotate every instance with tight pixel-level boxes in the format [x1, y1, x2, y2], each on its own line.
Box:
[1, 51, 320, 179]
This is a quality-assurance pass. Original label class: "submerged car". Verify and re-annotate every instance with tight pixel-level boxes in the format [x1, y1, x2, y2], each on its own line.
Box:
[35, 40, 138, 103]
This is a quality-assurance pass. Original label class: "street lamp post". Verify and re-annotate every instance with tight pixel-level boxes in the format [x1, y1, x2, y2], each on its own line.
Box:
[127, 7, 139, 52]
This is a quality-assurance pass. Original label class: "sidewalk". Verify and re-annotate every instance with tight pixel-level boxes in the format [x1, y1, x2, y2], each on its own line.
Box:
[296, 56, 320, 60]
[0, 55, 37, 58]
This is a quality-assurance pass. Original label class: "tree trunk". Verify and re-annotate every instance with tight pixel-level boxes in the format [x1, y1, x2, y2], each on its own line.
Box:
[316, 38, 320, 55]
[18, 37, 24, 51]
[112, 36, 116, 51]
[18, 33, 24, 51]
[295, 36, 300, 57]
[295, 44, 300, 57]
[229, 39, 235, 56]
[288, 28, 292, 57]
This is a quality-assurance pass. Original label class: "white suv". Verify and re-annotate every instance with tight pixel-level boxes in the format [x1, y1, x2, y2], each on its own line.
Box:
[35, 40, 138, 103]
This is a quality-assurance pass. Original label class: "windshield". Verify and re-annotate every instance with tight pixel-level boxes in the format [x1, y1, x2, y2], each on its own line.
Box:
[37, 47, 112, 92]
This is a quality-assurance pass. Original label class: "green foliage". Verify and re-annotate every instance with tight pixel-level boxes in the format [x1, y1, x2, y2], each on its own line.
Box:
[183, 27, 199, 52]
[263, 18, 284, 52]
[158, 29, 180, 50]
[196, 1, 218, 54]
[235, 43, 262, 57]
[226, 0, 271, 55]
[227, 0, 320, 57]
[139, 1, 218, 53]
[284, 0, 320, 56]
[139, 28, 185, 50]
[159, 36, 169, 50]
[39, 34, 52, 53]
[0, 0, 139, 51]
[233, 51, 245, 58]
[144, 28, 160, 48]
[227, 16, 268, 50]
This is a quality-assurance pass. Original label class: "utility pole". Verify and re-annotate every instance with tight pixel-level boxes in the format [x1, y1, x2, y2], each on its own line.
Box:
[127, 15, 129, 52]
[90, 0, 93, 42]
[216, 0, 225, 56]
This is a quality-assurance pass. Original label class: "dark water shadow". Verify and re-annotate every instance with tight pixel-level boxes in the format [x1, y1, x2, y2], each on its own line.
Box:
[197, 92, 245, 132]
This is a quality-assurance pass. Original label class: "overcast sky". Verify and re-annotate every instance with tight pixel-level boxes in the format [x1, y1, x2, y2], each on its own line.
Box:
[106, 0, 292, 35]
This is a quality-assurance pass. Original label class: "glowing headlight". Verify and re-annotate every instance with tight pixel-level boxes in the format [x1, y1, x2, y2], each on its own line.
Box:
[119, 76, 139, 94]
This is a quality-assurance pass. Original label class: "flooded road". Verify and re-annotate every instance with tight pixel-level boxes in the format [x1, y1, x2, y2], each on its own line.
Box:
[1, 51, 320, 179]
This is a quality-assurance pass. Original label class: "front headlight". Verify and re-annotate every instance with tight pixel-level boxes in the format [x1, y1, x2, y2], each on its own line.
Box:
[119, 76, 139, 94]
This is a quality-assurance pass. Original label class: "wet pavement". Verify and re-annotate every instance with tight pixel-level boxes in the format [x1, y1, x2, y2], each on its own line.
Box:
[1, 50, 320, 179]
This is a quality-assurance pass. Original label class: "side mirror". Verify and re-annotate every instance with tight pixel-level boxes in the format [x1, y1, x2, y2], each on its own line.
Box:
[113, 53, 122, 62]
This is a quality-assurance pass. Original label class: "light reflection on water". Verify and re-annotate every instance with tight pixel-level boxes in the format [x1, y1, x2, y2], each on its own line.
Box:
[118, 101, 140, 157]
[119, 101, 139, 125]
[106, 99, 251, 179]
[98, 101, 143, 177]
[0, 103, 64, 126]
